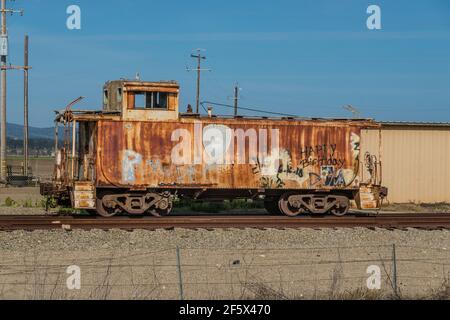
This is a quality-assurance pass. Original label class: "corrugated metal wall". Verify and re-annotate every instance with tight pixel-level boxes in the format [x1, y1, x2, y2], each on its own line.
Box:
[361, 126, 450, 203]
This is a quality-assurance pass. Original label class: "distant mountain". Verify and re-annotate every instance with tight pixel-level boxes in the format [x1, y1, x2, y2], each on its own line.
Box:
[5, 123, 62, 156]
[6, 122, 59, 140]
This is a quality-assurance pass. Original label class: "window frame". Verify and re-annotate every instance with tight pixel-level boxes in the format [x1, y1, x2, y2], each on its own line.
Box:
[129, 91, 169, 110]
[103, 90, 109, 107]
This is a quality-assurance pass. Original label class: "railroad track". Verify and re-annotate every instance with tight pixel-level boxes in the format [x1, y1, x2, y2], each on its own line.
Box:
[0, 213, 450, 231]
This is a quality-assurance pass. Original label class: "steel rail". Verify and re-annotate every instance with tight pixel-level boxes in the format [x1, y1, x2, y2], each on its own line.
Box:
[0, 213, 450, 231]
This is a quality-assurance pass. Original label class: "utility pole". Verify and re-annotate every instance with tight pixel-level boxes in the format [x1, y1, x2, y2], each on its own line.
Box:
[0, 0, 6, 182]
[233, 83, 240, 117]
[1, 39, 30, 175]
[187, 49, 210, 114]
[0, 0, 23, 182]
[23, 35, 28, 176]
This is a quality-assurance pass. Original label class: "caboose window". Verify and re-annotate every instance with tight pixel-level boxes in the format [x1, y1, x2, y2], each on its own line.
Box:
[116, 88, 123, 103]
[103, 90, 109, 106]
[131, 91, 168, 110]
[135, 92, 146, 108]
[150, 92, 168, 109]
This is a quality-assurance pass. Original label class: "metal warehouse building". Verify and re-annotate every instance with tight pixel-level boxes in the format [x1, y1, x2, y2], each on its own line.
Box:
[361, 122, 450, 204]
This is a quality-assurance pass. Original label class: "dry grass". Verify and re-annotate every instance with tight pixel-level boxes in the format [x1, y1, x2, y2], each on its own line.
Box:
[241, 277, 289, 300]
[333, 288, 388, 300]
[240, 279, 391, 300]
[24, 254, 69, 300]
[429, 276, 450, 300]
[1, 264, 449, 300]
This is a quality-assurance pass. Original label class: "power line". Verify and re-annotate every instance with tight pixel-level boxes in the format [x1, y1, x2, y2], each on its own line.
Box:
[201, 100, 305, 118]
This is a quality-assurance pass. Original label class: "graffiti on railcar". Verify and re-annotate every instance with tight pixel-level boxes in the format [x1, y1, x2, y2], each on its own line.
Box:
[253, 132, 361, 189]
[122, 150, 142, 184]
[119, 123, 361, 189]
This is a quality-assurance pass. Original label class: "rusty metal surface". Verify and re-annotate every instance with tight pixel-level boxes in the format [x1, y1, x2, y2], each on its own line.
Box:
[73, 181, 95, 209]
[96, 118, 378, 190]
[358, 185, 383, 209]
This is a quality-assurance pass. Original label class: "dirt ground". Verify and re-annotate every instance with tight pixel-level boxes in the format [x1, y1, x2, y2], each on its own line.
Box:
[0, 186, 449, 299]
[0, 228, 448, 299]
[0, 187, 42, 203]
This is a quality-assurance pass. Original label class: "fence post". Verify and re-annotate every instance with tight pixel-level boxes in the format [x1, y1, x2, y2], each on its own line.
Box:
[392, 244, 398, 297]
[176, 246, 184, 300]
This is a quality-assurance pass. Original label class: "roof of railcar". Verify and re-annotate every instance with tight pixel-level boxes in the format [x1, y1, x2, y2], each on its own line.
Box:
[103, 79, 179, 88]
[65, 109, 378, 126]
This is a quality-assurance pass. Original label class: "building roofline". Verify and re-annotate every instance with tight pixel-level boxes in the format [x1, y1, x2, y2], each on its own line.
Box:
[380, 121, 450, 127]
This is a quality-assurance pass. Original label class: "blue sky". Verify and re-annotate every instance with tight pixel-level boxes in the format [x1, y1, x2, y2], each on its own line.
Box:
[4, 0, 450, 127]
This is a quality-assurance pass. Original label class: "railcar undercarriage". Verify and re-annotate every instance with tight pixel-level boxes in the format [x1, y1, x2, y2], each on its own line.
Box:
[94, 190, 353, 217]
[95, 190, 174, 217]
[42, 186, 365, 217]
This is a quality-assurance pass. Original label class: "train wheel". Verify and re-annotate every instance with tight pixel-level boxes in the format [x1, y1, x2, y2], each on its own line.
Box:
[96, 197, 119, 217]
[329, 197, 350, 217]
[264, 200, 282, 215]
[147, 208, 171, 217]
[146, 195, 173, 217]
[278, 193, 304, 217]
[147, 204, 173, 217]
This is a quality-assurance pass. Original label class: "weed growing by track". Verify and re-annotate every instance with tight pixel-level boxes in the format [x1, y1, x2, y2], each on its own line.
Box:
[2, 196, 46, 208]
[174, 199, 264, 213]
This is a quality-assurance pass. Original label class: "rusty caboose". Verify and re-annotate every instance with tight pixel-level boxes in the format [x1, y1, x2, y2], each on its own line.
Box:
[41, 79, 387, 217]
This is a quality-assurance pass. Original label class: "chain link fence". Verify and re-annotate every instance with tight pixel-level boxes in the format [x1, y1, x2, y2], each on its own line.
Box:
[5, 158, 54, 185]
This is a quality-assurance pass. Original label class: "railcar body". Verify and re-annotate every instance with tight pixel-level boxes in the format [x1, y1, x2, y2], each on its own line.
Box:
[41, 79, 387, 217]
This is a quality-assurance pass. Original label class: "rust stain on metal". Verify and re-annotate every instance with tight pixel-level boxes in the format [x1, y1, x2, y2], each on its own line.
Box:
[96, 118, 377, 190]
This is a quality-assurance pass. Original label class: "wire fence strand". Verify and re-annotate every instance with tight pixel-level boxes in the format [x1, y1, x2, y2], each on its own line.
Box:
[0, 244, 448, 299]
